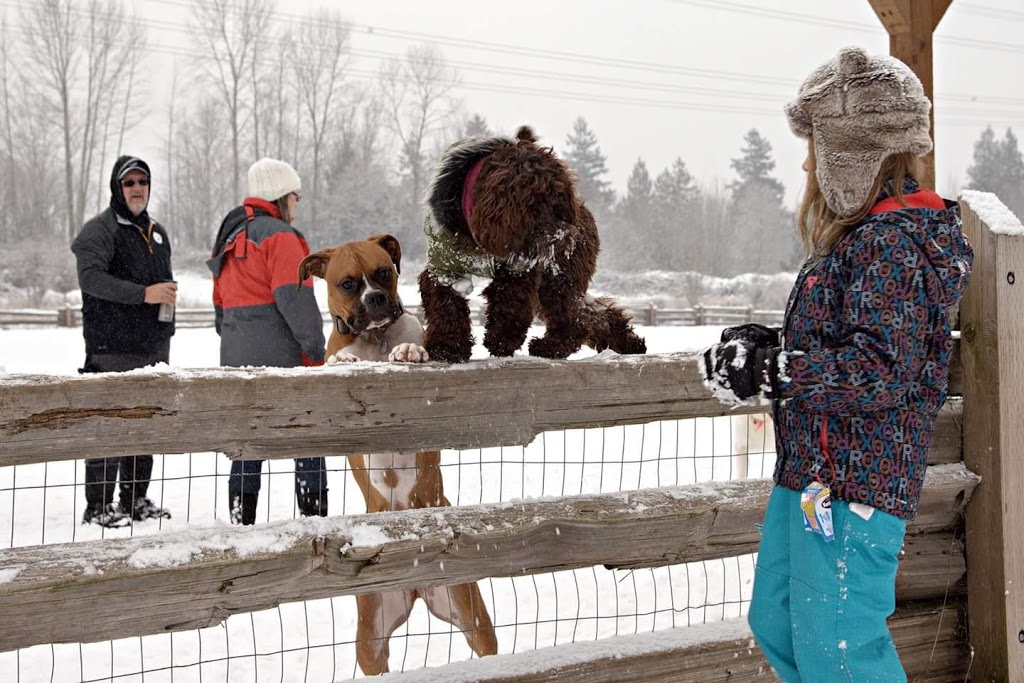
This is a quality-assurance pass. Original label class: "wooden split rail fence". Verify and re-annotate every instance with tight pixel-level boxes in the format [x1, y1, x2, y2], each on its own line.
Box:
[0, 191, 1021, 681]
[0, 302, 785, 329]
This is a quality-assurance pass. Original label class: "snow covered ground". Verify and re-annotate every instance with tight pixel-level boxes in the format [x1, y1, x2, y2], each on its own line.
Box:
[0, 294, 776, 683]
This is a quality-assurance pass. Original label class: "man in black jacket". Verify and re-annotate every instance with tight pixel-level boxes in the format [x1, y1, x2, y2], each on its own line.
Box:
[71, 155, 176, 528]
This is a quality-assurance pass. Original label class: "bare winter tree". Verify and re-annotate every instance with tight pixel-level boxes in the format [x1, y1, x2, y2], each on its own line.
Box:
[698, 181, 731, 277]
[0, 14, 76, 300]
[312, 88, 404, 248]
[190, 0, 272, 201]
[0, 24, 63, 239]
[94, 43, 145, 213]
[255, 31, 299, 164]
[167, 95, 236, 268]
[287, 9, 352, 230]
[378, 44, 460, 251]
[25, 0, 146, 243]
[349, 91, 386, 171]
[0, 15, 21, 243]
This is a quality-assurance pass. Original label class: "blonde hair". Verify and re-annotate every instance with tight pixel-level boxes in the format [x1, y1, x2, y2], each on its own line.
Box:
[797, 140, 923, 257]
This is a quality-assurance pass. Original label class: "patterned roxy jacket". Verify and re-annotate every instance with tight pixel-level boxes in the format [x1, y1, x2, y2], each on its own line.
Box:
[772, 180, 973, 520]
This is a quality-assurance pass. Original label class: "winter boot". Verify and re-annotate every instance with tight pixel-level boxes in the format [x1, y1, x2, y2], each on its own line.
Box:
[296, 488, 328, 518]
[229, 491, 259, 525]
[82, 502, 131, 528]
[125, 496, 172, 522]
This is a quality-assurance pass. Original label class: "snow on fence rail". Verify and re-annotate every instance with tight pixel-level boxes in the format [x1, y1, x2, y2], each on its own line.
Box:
[0, 352, 975, 681]
[0, 302, 785, 329]
[0, 192, 1020, 681]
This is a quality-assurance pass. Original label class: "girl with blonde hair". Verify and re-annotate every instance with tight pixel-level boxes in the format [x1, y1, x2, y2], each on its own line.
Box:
[701, 47, 973, 681]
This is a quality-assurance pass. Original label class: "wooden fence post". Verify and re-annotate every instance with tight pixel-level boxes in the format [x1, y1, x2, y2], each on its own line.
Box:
[59, 305, 74, 327]
[959, 191, 1024, 682]
[647, 303, 656, 326]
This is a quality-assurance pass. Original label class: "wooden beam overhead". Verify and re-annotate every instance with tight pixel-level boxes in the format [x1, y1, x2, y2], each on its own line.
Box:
[931, 0, 953, 30]
[868, 0, 956, 191]
[869, 0, 951, 32]
[868, 0, 911, 34]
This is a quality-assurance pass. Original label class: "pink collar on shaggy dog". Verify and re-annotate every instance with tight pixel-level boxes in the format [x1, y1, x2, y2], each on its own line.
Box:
[461, 156, 488, 223]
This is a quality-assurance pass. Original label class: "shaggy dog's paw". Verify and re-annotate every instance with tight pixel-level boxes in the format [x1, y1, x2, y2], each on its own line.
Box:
[483, 340, 518, 358]
[389, 343, 429, 363]
[425, 340, 473, 364]
[528, 335, 577, 359]
[326, 351, 360, 364]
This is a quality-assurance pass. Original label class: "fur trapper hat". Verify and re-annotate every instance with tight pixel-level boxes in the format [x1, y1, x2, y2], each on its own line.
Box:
[247, 157, 301, 202]
[785, 46, 932, 217]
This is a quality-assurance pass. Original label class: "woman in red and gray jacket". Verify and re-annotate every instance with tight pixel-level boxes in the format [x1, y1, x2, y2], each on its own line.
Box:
[207, 157, 328, 525]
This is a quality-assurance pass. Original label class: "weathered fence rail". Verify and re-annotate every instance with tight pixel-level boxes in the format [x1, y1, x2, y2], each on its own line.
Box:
[0, 302, 785, 329]
[357, 600, 965, 683]
[0, 353, 962, 466]
[0, 465, 977, 652]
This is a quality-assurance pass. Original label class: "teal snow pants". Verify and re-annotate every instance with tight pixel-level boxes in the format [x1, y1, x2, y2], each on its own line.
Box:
[748, 486, 907, 682]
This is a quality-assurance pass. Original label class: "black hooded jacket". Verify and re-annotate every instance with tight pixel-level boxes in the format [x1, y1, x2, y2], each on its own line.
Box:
[71, 156, 174, 358]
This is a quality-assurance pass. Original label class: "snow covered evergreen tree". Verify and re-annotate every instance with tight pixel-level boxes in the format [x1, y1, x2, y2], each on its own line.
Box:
[652, 158, 701, 271]
[464, 113, 491, 138]
[605, 158, 655, 269]
[967, 126, 1024, 218]
[724, 129, 799, 275]
[562, 117, 615, 214]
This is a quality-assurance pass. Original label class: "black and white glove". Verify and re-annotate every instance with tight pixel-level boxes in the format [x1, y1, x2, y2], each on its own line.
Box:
[720, 323, 780, 349]
[699, 338, 781, 406]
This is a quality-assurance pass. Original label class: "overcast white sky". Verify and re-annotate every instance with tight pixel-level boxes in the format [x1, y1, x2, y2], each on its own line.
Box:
[130, 0, 1024, 206]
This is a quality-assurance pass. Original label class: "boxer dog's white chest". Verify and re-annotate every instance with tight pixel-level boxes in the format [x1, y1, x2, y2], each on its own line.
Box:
[365, 452, 420, 510]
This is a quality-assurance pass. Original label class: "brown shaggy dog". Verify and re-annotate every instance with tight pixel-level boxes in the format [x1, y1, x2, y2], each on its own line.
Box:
[419, 126, 646, 363]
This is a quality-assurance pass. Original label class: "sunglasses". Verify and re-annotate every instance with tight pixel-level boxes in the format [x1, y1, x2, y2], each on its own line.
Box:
[121, 178, 150, 188]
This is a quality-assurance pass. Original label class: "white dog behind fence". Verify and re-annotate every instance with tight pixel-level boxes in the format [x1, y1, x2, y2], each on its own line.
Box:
[731, 413, 776, 479]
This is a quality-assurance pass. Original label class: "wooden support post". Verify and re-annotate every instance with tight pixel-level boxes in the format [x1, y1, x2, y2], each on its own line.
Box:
[868, 0, 952, 190]
[59, 304, 74, 327]
[959, 192, 1024, 681]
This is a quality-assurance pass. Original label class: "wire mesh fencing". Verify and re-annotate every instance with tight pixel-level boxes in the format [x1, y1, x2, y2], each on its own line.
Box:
[0, 413, 777, 682]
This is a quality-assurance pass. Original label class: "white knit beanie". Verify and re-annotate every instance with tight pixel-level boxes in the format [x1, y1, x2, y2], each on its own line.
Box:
[785, 46, 932, 217]
[247, 157, 301, 202]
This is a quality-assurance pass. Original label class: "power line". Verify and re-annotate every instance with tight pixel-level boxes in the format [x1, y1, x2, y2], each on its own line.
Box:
[10, 26, 1017, 128]
[668, 0, 878, 32]
[955, 1, 1024, 23]
[2, 0, 1020, 129]
[131, 0, 801, 87]
[669, 0, 1024, 57]
[5, 0, 1022, 108]
[130, 0, 1024, 107]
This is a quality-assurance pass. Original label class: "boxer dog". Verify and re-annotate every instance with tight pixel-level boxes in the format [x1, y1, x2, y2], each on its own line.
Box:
[298, 234, 498, 675]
